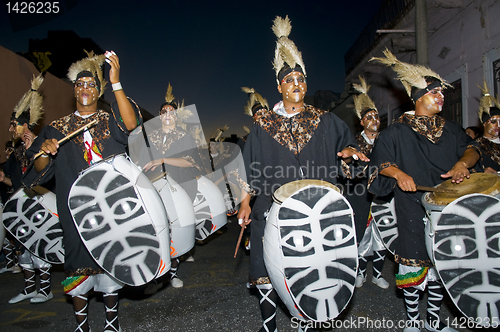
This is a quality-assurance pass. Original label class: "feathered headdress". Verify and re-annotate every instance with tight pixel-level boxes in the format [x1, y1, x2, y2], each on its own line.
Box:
[352, 76, 377, 119]
[272, 16, 306, 83]
[211, 125, 229, 142]
[369, 48, 450, 103]
[67, 50, 107, 97]
[241, 87, 269, 117]
[478, 79, 500, 123]
[176, 99, 193, 124]
[12, 74, 44, 129]
[243, 125, 250, 134]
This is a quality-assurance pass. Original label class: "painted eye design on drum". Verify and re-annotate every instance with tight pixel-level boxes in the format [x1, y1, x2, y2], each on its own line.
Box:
[485, 226, 500, 256]
[435, 228, 477, 260]
[280, 222, 314, 257]
[320, 215, 354, 251]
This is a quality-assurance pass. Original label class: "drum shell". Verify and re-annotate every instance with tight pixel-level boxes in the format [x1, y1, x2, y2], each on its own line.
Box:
[2, 187, 64, 264]
[194, 175, 227, 240]
[68, 154, 171, 286]
[263, 183, 357, 322]
[153, 175, 196, 258]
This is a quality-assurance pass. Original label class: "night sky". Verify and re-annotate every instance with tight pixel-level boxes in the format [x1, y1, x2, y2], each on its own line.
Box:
[1, 0, 384, 139]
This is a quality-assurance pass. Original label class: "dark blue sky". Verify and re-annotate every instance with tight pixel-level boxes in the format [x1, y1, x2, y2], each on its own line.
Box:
[1, 0, 384, 138]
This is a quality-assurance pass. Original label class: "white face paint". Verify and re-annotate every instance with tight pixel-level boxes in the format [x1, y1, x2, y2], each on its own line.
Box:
[75, 78, 99, 107]
[419, 87, 444, 115]
[280, 72, 307, 104]
[361, 110, 380, 133]
[484, 115, 500, 139]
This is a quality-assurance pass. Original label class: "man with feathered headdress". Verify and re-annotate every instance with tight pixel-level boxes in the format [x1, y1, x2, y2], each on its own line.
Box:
[475, 80, 500, 173]
[344, 76, 389, 290]
[23, 50, 140, 332]
[140, 83, 203, 291]
[1, 74, 54, 305]
[237, 16, 368, 332]
[368, 49, 479, 332]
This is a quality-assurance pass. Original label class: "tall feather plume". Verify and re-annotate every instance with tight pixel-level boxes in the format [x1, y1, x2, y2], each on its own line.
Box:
[14, 74, 44, 127]
[212, 124, 229, 142]
[177, 99, 193, 124]
[478, 79, 500, 121]
[352, 76, 377, 119]
[165, 83, 175, 104]
[67, 50, 107, 97]
[242, 87, 269, 116]
[243, 125, 250, 134]
[272, 16, 306, 78]
[369, 48, 450, 97]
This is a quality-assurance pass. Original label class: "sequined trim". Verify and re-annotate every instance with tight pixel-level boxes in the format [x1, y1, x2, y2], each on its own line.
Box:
[476, 137, 500, 167]
[395, 113, 445, 143]
[62, 276, 89, 293]
[254, 105, 327, 154]
[227, 170, 256, 197]
[50, 111, 111, 160]
[356, 134, 374, 156]
[394, 254, 433, 268]
[148, 127, 186, 154]
[250, 277, 271, 285]
[66, 267, 103, 278]
[395, 267, 429, 289]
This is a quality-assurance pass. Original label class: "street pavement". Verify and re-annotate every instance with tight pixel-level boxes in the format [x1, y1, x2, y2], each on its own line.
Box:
[0, 217, 489, 332]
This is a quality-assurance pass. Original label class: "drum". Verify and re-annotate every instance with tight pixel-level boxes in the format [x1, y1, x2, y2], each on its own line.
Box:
[68, 153, 170, 286]
[2, 186, 64, 264]
[193, 175, 227, 240]
[263, 180, 357, 322]
[431, 193, 500, 326]
[153, 174, 196, 258]
[422, 173, 500, 263]
[370, 195, 398, 255]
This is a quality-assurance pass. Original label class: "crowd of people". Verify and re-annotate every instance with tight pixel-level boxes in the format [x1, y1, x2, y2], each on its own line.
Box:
[1, 14, 499, 332]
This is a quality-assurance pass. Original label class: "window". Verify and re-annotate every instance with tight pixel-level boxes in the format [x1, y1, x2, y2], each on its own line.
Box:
[442, 79, 462, 124]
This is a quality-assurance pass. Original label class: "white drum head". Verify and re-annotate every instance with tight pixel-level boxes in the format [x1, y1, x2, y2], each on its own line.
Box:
[433, 193, 500, 326]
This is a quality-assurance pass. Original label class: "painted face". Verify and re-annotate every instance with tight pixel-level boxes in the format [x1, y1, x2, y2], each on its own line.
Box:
[360, 110, 380, 133]
[484, 115, 500, 139]
[160, 105, 177, 126]
[278, 71, 307, 104]
[274, 186, 357, 321]
[74, 77, 99, 106]
[433, 194, 500, 325]
[9, 120, 25, 140]
[418, 87, 444, 115]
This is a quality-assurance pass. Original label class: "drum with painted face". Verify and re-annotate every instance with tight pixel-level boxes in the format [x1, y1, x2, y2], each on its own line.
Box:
[68, 153, 170, 286]
[370, 195, 398, 255]
[422, 173, 500, 263]
[193, 175, 227, 240]
[2, 186, 64, 264]
[263, 180, 358, 322]
[430, 193, 500, 326]
[152, 173, 196, 258]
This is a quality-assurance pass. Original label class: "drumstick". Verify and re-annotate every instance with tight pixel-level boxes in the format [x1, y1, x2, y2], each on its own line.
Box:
[33, 119, 98, 159]
[234, 226, 245, 258]
[416, 185, 458, 193]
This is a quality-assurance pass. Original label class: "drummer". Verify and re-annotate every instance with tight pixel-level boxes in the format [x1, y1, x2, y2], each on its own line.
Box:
[23, 51, 140, 332]
[369, 49, 480, 332]
[141, 83, 203, 290]
[237, 16, 368, 332]
[475, 81, 500, 173]
[345, 76, 389, 290]
[2, 75, 53, 304]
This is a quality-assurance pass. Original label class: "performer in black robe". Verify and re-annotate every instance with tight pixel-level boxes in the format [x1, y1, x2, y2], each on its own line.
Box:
[23, 51, 140, 332]
[141, 83, 202, 290]
[475, 82, 500, 173]
[237, 16, 368, 332]
[343, 76, 389, 290]
[369, 49, 480, 332]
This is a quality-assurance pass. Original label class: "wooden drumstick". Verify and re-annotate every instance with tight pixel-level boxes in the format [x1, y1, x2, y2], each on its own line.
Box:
[33, 119, 98, 159]
[234, 225, 246, 258]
